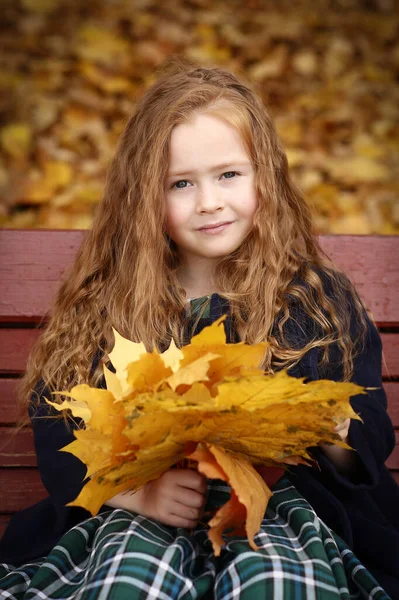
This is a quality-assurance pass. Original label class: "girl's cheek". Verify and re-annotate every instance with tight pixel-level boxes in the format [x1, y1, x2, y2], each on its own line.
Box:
[171, 204, 193, 225]
[165, 212, 185, 236]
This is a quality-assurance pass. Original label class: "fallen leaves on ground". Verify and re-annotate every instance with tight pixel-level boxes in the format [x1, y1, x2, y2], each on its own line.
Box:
[0, 0, 398, 232]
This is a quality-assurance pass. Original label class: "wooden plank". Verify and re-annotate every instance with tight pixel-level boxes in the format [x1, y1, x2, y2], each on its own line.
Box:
[1, 412, 398, 468]
[0, 514, 10, 540]
[0, 378, 28, 424]
[0, 329, 397, 379]
[385, 431, 399, 470]
[1, 377, 398, 433]
[0, 469, 46, 512]
[0, 229, 85, 322]
[0, 467, 397, 526]
[385, 382, 399, 427]
[0, 466, 397, 517]
[3, 425, 394, 470]
[1, 231, 398, 324]
[0, 428, 36, 467]
[320, 235, 399, 326]
[381, 334, 399, 379]
[0, 328, 40, 374]
[0, 381, 396, 426]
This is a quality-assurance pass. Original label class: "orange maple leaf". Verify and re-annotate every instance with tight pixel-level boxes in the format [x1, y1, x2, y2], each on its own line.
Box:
[187, 442, 272, 556]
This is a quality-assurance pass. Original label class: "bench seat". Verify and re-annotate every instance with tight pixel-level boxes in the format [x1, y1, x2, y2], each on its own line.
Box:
[1, 230, 398, 539]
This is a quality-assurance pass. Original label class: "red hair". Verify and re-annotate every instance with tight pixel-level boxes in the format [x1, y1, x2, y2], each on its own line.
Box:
[21, 58, 367, 407]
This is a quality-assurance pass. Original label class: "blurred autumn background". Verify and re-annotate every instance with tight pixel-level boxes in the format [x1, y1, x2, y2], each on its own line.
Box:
[0, 0, 398, 233]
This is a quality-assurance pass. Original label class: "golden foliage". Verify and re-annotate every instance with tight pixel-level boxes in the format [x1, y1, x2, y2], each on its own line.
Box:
[48, 316, 363, 555]
[0, 1, 398, 232]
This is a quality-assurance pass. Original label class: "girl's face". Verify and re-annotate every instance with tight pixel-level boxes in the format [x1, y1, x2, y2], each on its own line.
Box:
[165, 113, 257, 271]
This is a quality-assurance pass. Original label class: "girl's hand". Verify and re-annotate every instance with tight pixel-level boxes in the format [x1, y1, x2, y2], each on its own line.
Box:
[105, 468, 207, 529]
[141, 468, 207, 528]
[333, 417, 351, 443]
[320, 418, 356, 474]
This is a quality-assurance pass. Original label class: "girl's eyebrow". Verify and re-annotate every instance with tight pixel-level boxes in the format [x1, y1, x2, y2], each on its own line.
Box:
[167, 160, 251, 178]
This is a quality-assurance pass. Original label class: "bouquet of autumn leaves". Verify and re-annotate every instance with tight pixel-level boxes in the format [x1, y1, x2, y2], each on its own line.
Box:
[48, 316, 363, 556]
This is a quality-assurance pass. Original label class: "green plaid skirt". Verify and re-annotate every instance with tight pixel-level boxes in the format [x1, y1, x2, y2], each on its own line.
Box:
[0, 476, 391, 599]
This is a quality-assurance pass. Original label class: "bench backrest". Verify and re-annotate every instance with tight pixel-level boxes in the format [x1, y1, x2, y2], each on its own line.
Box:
[1, 230, 398, 539]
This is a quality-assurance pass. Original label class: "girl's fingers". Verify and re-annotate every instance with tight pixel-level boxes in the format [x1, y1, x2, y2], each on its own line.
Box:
[333, 418, 350, 440]
[172, 500, 204, 522]
[175, 486, 206, 509]
[166, 514, 198, 529]
[149, 469, 207, 528]
[172, 469, 208, 493]
[169, 497, 204, 526]
[334, 418, 350, 431]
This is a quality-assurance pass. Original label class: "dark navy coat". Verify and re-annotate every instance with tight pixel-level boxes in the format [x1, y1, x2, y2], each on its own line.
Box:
[1, 292, 398, 597]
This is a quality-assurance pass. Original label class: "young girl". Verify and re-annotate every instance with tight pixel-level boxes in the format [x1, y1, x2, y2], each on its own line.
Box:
[1, 59, 398, 600]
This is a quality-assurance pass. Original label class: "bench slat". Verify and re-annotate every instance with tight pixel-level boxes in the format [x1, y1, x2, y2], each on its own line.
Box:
[380, 334, 399, 379]
[0, 428, 37, 467]
[4, 471, 399, 541]
[386, 382, 399, 426]
[1, 424, 398, 470]
[1, 231, 398, 325]
[385, 431, 399, 470]
[0, 230, 84, 323]
[0, 230, 398, 536]
[1, 380, 398, 426]
[0, 329, 40, 374]
[1, 379, 398, 426]
[1, 328, 398, 378]
[0, 469, 46, 513]
[320, 235, 399, 326]
[1, 467, 399, 517]
[0, 379, 25, 424]
[0, 515, 10, 540]
[0, 327, 73, 372]
[0, 473, 395, 535]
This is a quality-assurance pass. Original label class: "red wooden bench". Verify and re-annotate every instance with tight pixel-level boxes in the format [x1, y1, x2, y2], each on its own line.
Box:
[0, 230, 398, 540]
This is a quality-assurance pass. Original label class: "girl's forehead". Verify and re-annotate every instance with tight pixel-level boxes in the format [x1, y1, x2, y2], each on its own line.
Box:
[167, 113, 250, 173]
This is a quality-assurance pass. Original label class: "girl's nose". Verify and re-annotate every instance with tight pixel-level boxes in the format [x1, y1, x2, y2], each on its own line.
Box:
[196, 183, 225, 213]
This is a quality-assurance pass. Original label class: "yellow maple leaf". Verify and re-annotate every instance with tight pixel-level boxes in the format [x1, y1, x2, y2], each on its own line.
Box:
[46, 398, 91, 423]
[166, 352, 221, 391]
[103, 364, 123, 399]
[68, 475, 137, 516]
[126, 352, 172, 393]
[62, 430, 112, 479]
[51, 385, 116, 435]
[108, 328, 146, 397]
[161, 338, 184, 373]
[109, 327, 146, 372]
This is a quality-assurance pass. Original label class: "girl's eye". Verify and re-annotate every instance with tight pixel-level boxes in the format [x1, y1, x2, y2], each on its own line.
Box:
[170, 172, 239, 190]
[172, 180, 190, 189]
[170, 179, 192, 190]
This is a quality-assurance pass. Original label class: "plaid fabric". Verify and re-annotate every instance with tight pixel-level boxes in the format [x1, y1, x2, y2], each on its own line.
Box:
[185, 296, 212, 319]
[0, 476, 391, 599]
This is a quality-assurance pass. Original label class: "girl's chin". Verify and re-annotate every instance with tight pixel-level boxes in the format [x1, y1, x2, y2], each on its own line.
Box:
[191, 249, 240, 260]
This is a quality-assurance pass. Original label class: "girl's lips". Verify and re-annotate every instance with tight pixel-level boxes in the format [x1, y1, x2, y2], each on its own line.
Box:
[197, 222, 233, 234]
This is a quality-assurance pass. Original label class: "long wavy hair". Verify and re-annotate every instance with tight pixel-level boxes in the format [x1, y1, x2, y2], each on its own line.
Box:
[21, 58, 368, 408]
